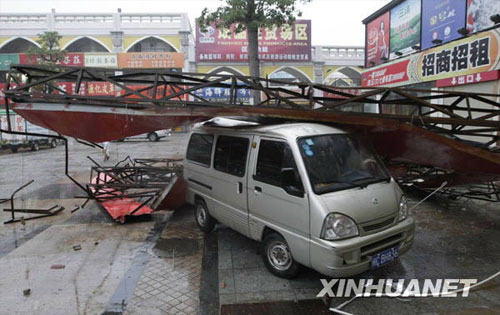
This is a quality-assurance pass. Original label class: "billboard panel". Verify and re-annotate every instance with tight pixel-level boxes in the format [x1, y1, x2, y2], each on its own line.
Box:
[421, 0, 467, 50]
[195, 20, 311, 62]
[390, 0, 421, 59]
[467, 0, 500, 33]
[366, 12, 391, 67]
[117, 52, 184, 68]
[362, 28, 500, 87]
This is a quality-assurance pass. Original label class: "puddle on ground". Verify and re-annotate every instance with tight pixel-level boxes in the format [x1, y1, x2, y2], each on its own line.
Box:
[152, 237, 200, 258]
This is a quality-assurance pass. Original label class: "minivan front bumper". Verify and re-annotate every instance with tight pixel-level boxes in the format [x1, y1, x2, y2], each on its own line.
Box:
[310, 217, 415, 277]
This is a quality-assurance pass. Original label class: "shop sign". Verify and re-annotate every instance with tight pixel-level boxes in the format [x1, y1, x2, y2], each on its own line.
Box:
[436, 70, 499, 87]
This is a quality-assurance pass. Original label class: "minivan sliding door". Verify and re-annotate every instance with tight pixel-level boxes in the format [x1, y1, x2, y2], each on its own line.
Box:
[211, 135, 252, 237]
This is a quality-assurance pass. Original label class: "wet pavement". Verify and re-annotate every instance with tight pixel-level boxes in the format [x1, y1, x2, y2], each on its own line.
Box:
[0, 133, 499, 314]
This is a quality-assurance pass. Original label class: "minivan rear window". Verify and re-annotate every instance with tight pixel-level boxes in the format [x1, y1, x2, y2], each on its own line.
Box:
[186, 133, 214, 167]
[214, 136, 249, 177]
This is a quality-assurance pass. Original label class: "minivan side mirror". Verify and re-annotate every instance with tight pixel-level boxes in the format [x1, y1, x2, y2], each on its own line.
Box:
[281, 168, 304, 198]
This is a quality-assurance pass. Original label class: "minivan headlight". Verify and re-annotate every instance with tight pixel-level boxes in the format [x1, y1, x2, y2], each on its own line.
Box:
[321, 213, 359, 240]
[398, 196, 408, 222]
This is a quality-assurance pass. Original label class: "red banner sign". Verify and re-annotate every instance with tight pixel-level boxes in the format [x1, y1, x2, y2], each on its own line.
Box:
[18, 53, 84, 66]
[436, 70, 500, 87]
[196, 20, 311, 62]
[362, 60, 410, 87]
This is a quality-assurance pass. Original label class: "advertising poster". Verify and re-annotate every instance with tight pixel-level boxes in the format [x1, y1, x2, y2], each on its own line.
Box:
[366, 12, 391, 67]
[467, 0, 500, 33]
[390, 0, 422, 59]
[421, 0, 467, 50]
[195, 20, 311, 62]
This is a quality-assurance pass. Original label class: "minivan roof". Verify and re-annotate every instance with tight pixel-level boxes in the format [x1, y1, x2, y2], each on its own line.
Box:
[193, 120, 347, 139]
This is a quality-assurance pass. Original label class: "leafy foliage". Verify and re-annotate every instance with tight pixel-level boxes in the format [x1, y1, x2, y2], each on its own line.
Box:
[199, 0, 310, 33]
[27, 31, 67, 65]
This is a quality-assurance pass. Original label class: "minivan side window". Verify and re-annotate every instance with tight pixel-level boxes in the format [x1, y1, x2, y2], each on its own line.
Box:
[186, 133, 214, 167]
[214, 135, 249, 177]
[255, 140, 302, 189]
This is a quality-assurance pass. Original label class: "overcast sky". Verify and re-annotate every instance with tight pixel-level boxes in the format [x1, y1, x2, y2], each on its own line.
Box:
[0, 0, 391, 46]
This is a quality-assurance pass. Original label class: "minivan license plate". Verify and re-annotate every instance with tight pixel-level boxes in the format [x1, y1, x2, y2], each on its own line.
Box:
[371, 246, 399, 269]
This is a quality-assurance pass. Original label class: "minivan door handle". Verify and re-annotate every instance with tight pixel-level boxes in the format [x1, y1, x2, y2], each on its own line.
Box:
[237, 182, 243, 194]
[254, 186, 262, 194]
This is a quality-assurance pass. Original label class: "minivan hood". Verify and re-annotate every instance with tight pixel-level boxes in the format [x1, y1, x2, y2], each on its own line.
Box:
[318, 182, 399, 224]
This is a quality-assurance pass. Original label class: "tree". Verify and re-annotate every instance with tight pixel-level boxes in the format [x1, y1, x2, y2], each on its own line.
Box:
[199, 0, 310, 103]
[27, 31, 67, 65]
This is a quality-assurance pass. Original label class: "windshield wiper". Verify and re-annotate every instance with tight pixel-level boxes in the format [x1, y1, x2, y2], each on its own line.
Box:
[320, 179, 367, 189]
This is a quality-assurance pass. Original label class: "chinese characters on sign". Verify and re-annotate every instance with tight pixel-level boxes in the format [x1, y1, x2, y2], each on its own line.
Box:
[421, 35, 494, 79]
[84, 53, 118, 68]
[194, 87, 251, 100]
[196, 20, 311, 62]
[362, 60, 410, 87]
[436, 70, 500, 87]
[117, 52, 184, 68]
[18, 53, 84, 66]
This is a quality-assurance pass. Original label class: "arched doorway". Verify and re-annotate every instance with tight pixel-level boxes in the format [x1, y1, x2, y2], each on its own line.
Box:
[0, 37, 39, 53]
[323, 67, 365, 112]
[126, 36, 177, 52]
[64, 37, 110, 52]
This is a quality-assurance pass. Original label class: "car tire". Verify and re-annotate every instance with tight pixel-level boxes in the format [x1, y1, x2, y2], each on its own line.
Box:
[261, 233, 300, 279]
[195, 199, 216, 233]
[10, 146, 18, 153]
[148, 132, 159, 142]
[50, 139, 57, 148]
[31, 142, 39, 151]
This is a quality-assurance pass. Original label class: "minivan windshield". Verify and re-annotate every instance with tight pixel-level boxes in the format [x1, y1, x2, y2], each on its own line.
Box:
[297, 134, 390, 195]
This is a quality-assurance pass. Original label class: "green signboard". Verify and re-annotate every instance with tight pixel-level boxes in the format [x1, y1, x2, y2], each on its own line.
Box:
[0, 54, 19, 70]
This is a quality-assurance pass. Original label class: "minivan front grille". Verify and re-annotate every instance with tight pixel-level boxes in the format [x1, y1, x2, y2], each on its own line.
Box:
[362, 217, 395, 232]
[361, 233, 403, 257]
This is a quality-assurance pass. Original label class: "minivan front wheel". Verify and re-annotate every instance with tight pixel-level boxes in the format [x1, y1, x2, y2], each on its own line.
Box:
[262, 233, 300, 278]
[195, 199, 215, 233]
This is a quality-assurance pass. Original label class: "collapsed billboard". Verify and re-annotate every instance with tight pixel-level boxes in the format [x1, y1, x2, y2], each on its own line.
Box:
[366, 12, 391, 67]
[195, 20, 311, 62]
[421, 0, 467, 50]
[390, 0, 421, 59]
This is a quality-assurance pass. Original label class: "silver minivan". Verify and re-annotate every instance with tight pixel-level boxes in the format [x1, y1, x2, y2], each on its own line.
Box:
[184, 120, 415, 278]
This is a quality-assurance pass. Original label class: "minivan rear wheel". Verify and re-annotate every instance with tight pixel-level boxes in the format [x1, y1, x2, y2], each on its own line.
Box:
[261, 233, 300, 278]
[195, 199, 215, 233]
